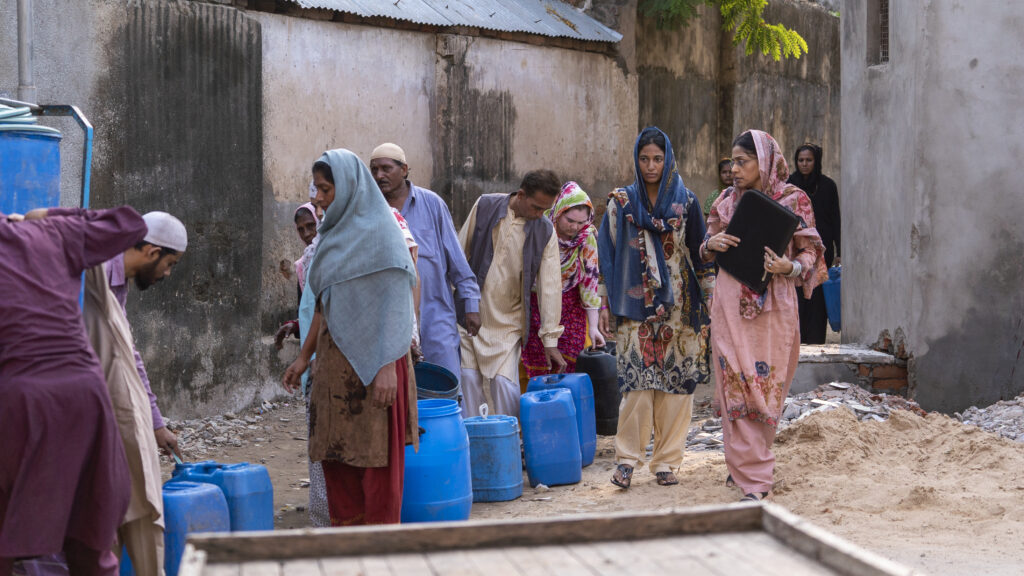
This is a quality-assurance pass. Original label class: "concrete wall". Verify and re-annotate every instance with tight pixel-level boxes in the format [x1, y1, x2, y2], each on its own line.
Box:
[636, 1, 841, 206]
[1, 0, 849, 417]
[636, 5, 722, 199]
[730, 0, 841, 183]
[432, 34, 637, 223]
[1, 0, 278, 418]
[254, 13, 436, 332]
[0, 0, 123, 208]
[119, 2, 266, 417]
[843, 0, 1024, 411]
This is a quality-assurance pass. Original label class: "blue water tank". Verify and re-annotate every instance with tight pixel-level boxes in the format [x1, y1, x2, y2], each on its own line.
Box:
[823, 266, 841, 332]
[401, 399, 473, 522]
[520, 389, 582, 487]
[171, 461, 273, 531]
[527, 373, 596, 466]
[162, 481, 230, 576]
[0, 130, 62, 215]
[413, 361, 459, 401]
[463, 414, 522, 502]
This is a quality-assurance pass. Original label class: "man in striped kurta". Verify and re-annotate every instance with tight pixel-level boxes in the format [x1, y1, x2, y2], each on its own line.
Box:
[457, 170, 566, 418]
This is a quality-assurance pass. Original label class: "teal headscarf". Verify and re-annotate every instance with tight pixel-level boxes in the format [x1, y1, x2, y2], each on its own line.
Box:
[306, 149, 416, 386]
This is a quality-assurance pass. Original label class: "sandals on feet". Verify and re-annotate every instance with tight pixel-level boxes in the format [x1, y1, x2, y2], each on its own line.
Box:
[725, 474, 736, 489]
[655, 471, 679, 486]
[740, 491, 769, 503]
[611, 464, 633, 489]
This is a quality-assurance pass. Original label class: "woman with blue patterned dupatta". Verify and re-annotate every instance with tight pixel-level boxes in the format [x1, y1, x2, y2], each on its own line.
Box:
[598, 127, 714, 489]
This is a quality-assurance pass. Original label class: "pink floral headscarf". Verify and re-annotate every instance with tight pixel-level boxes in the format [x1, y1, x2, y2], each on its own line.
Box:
[707, 130, 828, 317]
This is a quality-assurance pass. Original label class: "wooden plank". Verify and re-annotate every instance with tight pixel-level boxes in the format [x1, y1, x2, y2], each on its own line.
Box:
[564, 543, 624, 576]
[279, 559, 322, 576]
[358, 556, 395, 576]
[761, 504, 914, 576]
[503, 544, 593, 576]
[239, 561, 282, 576]
[647, 533, 757, 576]
[460, 550, 521, 576]
[384, 553, 435, 576]
[202, 566, 242, 576]
[426, 550, 515, 576]
[178, 546, 208, 576]
[630, 535, 731, 576]
[189, 506, 763, 563]
[573, 538, 667, 575]
[317, 557, 363, 576]
[640, 540, 717, 576]
[708, 532, 835, 576]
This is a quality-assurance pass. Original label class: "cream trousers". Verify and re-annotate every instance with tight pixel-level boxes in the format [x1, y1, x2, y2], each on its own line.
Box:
[614, 389, 693, 473]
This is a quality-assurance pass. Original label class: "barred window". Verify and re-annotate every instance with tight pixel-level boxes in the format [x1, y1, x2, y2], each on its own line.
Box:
[868, 0, 890, 66]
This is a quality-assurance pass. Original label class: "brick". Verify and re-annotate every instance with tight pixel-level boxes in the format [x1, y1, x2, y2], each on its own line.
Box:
[871, 365, 908, 379]
[858, 364, 871, 377]
[873, 377, 908, 390]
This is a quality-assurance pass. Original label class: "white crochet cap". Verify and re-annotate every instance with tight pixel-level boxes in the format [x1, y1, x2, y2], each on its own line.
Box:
[142, 211, 188, 252]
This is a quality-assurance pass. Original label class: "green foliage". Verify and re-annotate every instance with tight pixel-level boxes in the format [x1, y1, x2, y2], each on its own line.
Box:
[638, 0, 716, 28]
[638, 0, 809, 61]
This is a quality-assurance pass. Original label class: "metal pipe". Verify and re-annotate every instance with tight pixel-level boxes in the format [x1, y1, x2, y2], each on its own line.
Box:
[17, 0, 37, 103]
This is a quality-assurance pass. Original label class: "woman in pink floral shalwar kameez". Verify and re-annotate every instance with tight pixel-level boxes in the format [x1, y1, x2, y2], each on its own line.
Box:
[701, 130, 827, 502]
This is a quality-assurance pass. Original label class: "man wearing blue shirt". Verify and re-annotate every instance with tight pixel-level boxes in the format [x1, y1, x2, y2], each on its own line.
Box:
[370, 143, 481, 385]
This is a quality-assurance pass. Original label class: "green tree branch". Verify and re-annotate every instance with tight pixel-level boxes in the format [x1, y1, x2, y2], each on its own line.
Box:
[639, 0, 809, 60]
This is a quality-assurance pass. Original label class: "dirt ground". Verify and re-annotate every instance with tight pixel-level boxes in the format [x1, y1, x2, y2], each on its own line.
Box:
[164, 381, 1024, 576]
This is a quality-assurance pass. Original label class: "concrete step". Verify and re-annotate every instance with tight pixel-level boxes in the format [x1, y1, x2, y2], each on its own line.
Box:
[792, 344, 908, 395]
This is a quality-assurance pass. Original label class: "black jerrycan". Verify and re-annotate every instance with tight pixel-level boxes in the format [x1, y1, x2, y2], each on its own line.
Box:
[575, 344, 620, 436]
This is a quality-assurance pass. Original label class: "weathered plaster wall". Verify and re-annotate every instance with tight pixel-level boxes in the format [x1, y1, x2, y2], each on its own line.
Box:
[0, 0, 124, 208]
[730, 0, 841, 181]
[432, 34, 637, 223]
[636, 5, 722, 201]
[1, 1, 276, 418]
[636, 0, 840, 206]
[120, 2, 266, 418]
[910, 2, 1024, 410]
[840, 0, 917, 359]
[254, 13, 436, 332]
[843, 0, 1024, 411]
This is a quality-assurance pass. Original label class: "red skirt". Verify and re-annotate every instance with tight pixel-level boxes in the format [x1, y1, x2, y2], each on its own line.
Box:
[522, 288, 587, 378]
[320, 357, 408, 526]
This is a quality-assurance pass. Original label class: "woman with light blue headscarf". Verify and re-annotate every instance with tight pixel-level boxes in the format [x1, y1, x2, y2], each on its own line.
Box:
[597, 127, 715, 489]
[282, 148, 418, 526]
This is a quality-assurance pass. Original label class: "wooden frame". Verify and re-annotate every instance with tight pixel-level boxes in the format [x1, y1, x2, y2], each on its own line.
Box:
[180, 503, 916, 576]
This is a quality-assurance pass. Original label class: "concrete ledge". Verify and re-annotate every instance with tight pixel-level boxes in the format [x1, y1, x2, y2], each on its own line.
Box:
[792, 345, 907, 396]
[798, 344, 900, 365]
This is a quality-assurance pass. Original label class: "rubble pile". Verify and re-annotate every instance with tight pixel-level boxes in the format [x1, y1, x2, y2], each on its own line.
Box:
[956, 395, 1024, 443]
[165, 399, 292, 458]
[779, 382, 927, 429]
[686, 382, 929, 451]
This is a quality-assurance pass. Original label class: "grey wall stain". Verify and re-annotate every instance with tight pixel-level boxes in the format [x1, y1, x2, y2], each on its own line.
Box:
[432, 34, 517, 224]
[121, 1, 264, 412]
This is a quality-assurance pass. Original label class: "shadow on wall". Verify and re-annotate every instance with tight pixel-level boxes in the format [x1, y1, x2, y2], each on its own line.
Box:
[432, 34, 517, 224]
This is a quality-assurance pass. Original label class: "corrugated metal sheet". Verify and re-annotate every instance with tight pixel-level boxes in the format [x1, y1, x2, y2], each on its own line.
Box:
[289, 0, 623, 43]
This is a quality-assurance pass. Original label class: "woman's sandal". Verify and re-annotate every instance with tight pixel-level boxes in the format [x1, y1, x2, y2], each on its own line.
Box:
[725, 475, 736, 488]
[611, 464, 633, 489]
[740, 491, 769, 503]
[655, 471, 679, 486]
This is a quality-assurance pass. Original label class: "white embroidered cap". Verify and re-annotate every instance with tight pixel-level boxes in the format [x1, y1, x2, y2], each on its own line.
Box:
[142, 211, 188, 252]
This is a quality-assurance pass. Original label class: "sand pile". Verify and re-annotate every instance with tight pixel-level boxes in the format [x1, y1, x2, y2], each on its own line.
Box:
[771, 407, 1024, 575]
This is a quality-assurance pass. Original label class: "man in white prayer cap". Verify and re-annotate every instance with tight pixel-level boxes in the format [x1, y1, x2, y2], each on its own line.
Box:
[96, 210, 188, 575]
